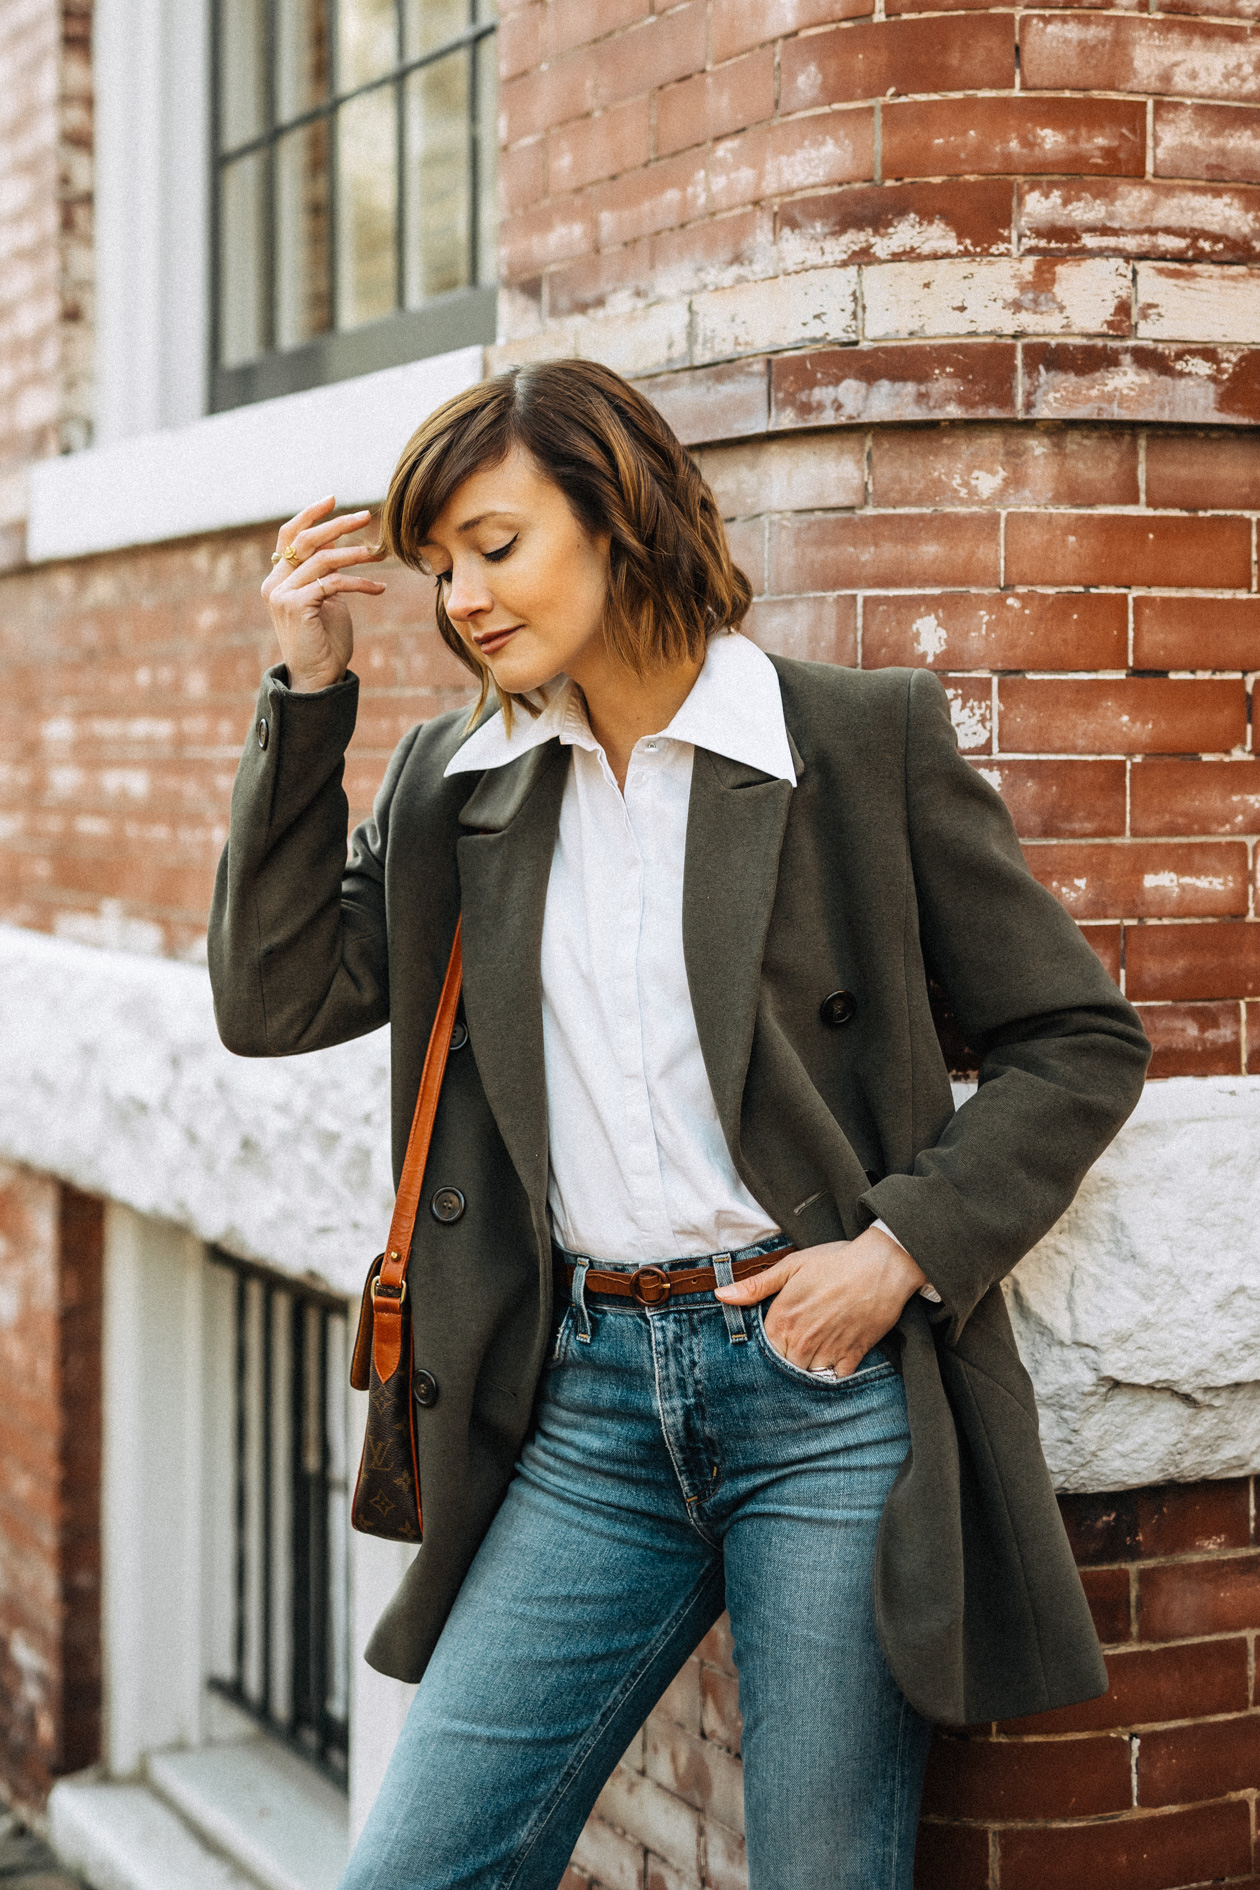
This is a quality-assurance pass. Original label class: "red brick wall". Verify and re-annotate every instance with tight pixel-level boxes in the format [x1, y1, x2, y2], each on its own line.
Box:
[0, 526, 470, 957]
[3, 424, 1259, 1072]
[0, 0, 93, 565]
[497, 1, 1259, 378]
[561, 1478, 1260, 1890]
[0, 1165, 102, 1811]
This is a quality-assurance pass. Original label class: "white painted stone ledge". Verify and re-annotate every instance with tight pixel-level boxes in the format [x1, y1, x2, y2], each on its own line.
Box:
[0, 922, 1256, 1494]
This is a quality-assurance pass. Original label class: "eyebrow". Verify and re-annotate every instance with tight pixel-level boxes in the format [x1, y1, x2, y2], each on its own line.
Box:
[421, 509, 518, 550]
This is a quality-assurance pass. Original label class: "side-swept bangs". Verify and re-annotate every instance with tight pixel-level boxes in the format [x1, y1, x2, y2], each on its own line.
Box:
[379, 358, 752, 725]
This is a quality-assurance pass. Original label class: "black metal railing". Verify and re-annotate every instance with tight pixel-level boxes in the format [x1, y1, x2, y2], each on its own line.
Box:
[208, 1252, 351, 1786]
[210, 0, 498, 410]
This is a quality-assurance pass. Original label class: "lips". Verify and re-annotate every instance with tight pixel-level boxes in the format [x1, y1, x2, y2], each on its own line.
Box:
[473, 625, 520, 657]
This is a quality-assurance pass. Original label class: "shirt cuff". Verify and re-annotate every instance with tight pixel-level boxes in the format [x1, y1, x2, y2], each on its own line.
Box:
[871, 1217, 942, 1303]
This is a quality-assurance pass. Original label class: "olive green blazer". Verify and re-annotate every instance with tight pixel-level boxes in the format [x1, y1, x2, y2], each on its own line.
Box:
[208, 656, 1150, 1725]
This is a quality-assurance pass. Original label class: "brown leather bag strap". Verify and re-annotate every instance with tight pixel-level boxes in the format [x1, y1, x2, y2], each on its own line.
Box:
[370, 920, 463, 1383]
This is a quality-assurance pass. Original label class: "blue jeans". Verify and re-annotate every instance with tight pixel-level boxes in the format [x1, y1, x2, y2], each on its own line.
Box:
[343, 1241, 931, 1890]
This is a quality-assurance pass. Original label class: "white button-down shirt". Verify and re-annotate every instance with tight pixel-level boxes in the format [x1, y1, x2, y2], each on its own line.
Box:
[446, 633, 934, 1289]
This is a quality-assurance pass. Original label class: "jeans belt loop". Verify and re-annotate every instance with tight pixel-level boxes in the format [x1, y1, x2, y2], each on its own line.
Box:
[570, 1256, 592, 1343]
[712, 1256, 747, 1344]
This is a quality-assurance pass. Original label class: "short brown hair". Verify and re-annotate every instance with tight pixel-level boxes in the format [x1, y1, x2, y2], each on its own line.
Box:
[380, 358, 751, 723]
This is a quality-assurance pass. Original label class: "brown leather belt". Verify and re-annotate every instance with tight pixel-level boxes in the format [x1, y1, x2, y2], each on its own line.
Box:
[559, 1247, 794, 1307]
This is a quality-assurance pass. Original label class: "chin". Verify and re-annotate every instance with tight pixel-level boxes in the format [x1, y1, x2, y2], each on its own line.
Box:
[485, 651, 557, 700]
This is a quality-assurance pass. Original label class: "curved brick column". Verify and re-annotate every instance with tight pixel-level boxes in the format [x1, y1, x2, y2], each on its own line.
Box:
[497, 5, 1260, 1887]
[495, 0, 1260, 1084]
[499, 3, 1260, 427]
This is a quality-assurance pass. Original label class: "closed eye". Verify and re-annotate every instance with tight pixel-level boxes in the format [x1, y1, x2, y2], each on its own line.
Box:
[484, 536, 517, 564]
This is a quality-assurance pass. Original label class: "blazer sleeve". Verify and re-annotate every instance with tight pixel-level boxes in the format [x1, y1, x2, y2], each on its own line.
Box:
[860, 667, 1151, 1335]
[208, 664, 417, 1057]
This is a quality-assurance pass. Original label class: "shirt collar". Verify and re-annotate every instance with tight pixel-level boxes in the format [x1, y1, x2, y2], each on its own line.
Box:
[443, 632, 796, 785]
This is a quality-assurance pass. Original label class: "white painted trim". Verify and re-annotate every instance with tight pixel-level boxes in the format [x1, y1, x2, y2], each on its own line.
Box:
[93, 0, 210, 443]
[27, 347, 484, 562]
[102, 1204, 207, 1775]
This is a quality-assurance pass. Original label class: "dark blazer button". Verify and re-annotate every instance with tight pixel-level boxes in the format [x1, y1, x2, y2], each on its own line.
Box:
[820, 989, 857, 1027]
[413, 1370, 439, 1407]
[449, 1022, 468, 1052]
[256, 717, 270, 750]
[431, 1186, 466, 1223]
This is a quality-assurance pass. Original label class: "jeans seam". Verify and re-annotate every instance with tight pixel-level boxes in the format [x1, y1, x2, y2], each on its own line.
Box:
[888, 1691, 908, 1886]
[647, 1313, 721, 1546]
[493, 1567, 723, 1890]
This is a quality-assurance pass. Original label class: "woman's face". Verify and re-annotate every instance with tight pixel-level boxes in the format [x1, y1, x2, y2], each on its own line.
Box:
[419, 445, 611, 696]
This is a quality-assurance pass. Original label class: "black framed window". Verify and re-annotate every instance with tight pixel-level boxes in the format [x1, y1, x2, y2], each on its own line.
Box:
[207, 1252, 351, 1786]
[212, 0, 498, 411]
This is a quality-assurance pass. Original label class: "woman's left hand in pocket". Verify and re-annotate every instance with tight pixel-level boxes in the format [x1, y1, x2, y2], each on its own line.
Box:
[715, 1227, 929, 1378]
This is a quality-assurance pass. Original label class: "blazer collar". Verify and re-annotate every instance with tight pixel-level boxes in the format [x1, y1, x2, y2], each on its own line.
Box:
[455, 740, 568, 1251]
[683, 746, 795, 1165]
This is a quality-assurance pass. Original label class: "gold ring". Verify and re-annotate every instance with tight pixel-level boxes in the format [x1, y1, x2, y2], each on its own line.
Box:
[282, 543, 302, 566]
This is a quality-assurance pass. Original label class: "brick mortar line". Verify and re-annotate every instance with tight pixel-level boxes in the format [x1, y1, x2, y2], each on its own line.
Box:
[1077, 1547, 1260, 1571]
[975, 1709, 1260, 1742]
[916, 1789, 1260, 1833]
[508, 82, 1260, 154]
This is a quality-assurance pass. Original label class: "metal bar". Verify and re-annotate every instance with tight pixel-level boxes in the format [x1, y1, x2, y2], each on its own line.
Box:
[233, 1271, 248, 1693]
[261, 1282, 274, 1715]
[290, 1295, 312, 1737]
[218, 20, 494, 162]
[313, 1306, 330, 1762]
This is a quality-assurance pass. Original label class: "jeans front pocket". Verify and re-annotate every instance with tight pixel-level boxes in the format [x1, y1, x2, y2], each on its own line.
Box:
[754, 1304, 893, 1390]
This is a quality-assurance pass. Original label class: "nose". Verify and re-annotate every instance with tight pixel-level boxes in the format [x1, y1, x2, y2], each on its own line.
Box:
[444, 559, 494, 625]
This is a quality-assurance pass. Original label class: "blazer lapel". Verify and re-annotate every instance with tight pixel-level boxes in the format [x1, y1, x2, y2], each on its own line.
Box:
[683, 744, 795, 1160]
[456, 740, 569, 1240]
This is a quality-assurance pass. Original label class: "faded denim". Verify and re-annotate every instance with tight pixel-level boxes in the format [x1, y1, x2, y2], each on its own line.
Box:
[342, 1241, 932, 1890]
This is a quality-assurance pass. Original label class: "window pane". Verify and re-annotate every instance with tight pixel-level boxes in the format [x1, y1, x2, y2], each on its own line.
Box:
[336, 86, 399, 328]
[403, 49, 469, 305]
[338, 0, 397, 90]
[276, 0, 331, 123]
[219, 0, 268, 149]
[402, 0, 468, 58]
[275, 122, 333, 348]
[474, 26, 497, 286]
[219, 152, 267, 366]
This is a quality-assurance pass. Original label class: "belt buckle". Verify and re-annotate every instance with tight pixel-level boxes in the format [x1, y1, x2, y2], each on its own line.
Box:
[630, 1265, 672, 1306]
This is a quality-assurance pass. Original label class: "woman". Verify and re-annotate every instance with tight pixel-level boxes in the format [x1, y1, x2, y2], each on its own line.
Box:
[210, 360, 1149, 1890]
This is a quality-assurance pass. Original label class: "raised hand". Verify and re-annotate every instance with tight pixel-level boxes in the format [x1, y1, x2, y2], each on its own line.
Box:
[261, 496, 387, 693]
